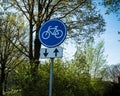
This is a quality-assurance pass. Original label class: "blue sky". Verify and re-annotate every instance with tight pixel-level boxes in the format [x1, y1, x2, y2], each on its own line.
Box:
[96, 3, 120, 65]
[101, 12, 120, 65]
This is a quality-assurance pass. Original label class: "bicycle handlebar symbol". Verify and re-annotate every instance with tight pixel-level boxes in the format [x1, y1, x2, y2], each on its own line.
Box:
[42, 26, 63, 39]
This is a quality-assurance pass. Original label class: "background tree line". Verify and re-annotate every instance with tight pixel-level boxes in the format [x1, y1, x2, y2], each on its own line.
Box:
[2, 40, 109, 96]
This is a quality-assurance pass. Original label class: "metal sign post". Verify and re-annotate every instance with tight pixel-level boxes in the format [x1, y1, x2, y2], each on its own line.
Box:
[49, 58, 54, 96]
[39, 19, 67, 96]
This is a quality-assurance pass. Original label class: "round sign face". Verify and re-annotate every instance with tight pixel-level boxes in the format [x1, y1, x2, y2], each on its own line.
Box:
[39, 19, 67, 48]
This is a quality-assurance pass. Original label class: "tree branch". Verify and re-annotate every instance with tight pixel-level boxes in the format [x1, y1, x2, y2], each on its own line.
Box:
[4, 34, 29, 58]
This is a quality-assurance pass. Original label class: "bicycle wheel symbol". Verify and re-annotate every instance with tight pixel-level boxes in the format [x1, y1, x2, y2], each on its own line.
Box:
[55, 30, 63, 38]
[42, 31, 50, 39]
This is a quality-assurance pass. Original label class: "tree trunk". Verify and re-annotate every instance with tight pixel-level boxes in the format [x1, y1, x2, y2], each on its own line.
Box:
[0, 81, 3, 96]
[0, 63, 5, 96]
[34, 38, 41, 66]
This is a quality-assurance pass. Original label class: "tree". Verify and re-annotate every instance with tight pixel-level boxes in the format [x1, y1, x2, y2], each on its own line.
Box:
[103, 0, 120, 16]
[0, 14, 27, 96]
[72, 40, 107, 78]
[9, 0, 105, 64]
[6, 0, 105, 95]
[102, 0, 120, 41]
[72, 40, 107, 96]
[103, 63, 120, 82]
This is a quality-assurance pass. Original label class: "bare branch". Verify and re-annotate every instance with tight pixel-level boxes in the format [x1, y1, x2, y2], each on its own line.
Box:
[58, 0, 87, 19]
[11, 0, 30, 21]
[4, 34, 29, 58]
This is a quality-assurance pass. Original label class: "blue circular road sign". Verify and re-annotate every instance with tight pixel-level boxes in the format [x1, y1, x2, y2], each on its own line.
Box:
[39, 19, 67, 48]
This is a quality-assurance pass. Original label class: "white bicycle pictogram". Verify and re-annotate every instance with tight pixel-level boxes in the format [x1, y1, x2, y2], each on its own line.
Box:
[42, 26, 63, 39]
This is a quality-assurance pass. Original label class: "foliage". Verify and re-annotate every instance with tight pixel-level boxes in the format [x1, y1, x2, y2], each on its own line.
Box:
[10, 57, 108, 96]
[3, 89, 21, 96]
[0, 13, 27, 96]
[0, 39, 108, 96]
[1, 1, 105, 95]
[72, 40, 107, 78]
[102, 63, 120, 82]
[103, 0, 120, 15]
[8, 0, 106, 61]
[0, 0, 108, 96]
[102, 0, 120, 40]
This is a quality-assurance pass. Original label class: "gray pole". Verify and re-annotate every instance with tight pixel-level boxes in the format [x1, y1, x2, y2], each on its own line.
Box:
[49, 58, 54, 96]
